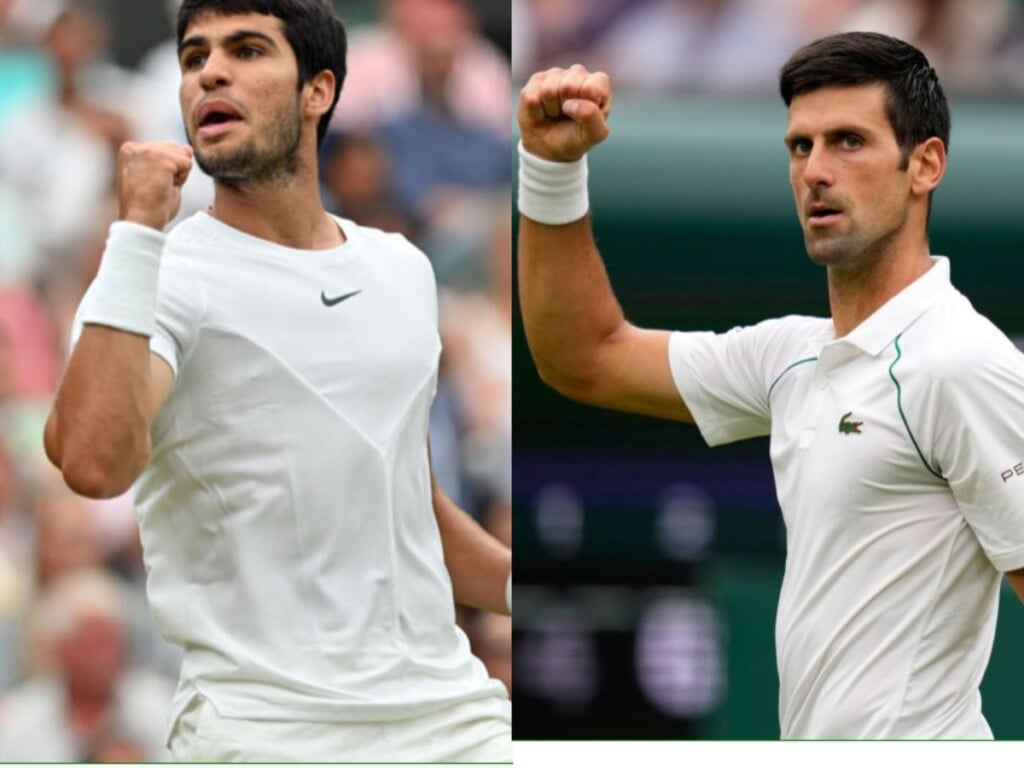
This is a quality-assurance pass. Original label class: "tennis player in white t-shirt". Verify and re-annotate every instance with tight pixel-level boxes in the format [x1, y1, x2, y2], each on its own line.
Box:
[44, 0, 511, 761]
[517, 32, 1024, 738]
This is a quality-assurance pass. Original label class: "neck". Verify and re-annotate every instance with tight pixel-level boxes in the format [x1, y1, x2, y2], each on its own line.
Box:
[208, 159, 344, 250]
[827, 239, 933, 338]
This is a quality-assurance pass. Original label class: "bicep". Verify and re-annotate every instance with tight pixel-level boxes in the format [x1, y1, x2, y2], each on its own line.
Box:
[44, 349, 175, 470]
[578, 324, 693, 422]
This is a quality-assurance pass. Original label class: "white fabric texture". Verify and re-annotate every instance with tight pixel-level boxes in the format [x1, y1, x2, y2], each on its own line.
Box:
[669, 257, 1024, 738]
[73, 212, 508, 751]
[168, 692, 511, 762]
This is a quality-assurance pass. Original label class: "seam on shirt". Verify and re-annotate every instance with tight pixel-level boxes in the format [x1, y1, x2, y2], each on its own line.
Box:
[766, 356, 818, 403]
[888, 334, 945, 480]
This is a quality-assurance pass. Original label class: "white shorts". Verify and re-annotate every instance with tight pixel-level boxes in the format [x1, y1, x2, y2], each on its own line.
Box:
[167, 693, 512, 762]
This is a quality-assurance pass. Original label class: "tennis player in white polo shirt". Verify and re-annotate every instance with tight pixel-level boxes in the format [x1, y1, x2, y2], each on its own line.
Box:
[43, 0, 511, 761]
[517, 32, 1024, 738]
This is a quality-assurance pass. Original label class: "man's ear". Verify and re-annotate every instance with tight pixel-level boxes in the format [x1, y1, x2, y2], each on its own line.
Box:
[909, 136, 946, 197]
[303, 69, 336, 120]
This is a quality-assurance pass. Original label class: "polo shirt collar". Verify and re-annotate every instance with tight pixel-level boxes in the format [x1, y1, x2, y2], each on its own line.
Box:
[832, 256, 956, 356]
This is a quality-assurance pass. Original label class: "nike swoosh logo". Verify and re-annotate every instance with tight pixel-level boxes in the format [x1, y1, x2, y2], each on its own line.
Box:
[321, 289, 362, 307]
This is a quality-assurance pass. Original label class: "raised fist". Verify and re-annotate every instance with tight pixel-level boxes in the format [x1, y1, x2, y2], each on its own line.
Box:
[116, 142, 194, 231]
[518, 65, 612, 163]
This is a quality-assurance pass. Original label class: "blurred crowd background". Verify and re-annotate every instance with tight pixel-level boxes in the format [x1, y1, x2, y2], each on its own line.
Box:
[514, 0, 1024, 94]
[0, 0, 510, 760]
[513, 0, 1024, 742]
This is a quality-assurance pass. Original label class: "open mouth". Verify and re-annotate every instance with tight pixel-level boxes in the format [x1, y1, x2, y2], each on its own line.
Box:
[197, 103, 243, 137]
[807, 207, 843, 225]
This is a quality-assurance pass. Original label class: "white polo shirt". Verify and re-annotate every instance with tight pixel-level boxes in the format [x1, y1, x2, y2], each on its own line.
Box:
[669, 257, 1024, 738]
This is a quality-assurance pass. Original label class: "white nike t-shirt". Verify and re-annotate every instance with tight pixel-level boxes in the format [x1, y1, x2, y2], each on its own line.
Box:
[76, 212, 505, 730]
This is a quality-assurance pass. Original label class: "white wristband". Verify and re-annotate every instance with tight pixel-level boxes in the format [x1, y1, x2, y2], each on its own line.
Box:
[505, 572, 512, 613]
[80, 221, 165, 337]
[517, 140, 589, 225]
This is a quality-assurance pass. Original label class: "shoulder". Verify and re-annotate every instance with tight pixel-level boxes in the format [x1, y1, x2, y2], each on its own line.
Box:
[901, 290, 1024, 382]
[896, 291, 1024, 424]
[721, 314, 830, 364]
[337, 216, 435, 274]
[755, 314, 831, 345]
[163, 211, 219, 251]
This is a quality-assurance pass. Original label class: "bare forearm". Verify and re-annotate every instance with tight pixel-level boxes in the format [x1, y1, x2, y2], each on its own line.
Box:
[48, 326, 153, 498]
[518, 214, 629, 397]
[433, 484, 511, 615]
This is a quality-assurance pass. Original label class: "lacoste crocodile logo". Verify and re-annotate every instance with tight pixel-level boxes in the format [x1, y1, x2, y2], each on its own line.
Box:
[321, 289, 362, 307]
[838, 411, 863, 435]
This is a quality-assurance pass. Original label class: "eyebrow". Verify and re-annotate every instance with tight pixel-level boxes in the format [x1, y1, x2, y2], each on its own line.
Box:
[178, 29, 279, 57]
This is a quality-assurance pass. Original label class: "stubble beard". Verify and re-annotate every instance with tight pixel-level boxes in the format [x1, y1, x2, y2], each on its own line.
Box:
[192, 96, 303, 186]
[804, 212, 906, 275]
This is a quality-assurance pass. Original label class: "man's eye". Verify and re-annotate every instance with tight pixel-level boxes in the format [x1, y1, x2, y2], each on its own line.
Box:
[183, 53, 206, 69]
[792, 140, 811, 155]
[841, 135, 862, 149]
[238, 46, 263, 58]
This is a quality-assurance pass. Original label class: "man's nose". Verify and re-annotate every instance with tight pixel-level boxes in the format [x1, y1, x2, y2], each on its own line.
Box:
[803, 144, 835, 188]
[198, 49, 231, 90]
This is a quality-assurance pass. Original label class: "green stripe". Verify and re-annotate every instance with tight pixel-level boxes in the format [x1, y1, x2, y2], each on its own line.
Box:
[767, 356, 818, 402]
[888, 334, 944, 480]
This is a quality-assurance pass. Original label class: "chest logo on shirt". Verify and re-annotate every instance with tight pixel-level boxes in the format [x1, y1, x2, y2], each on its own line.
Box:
[838, 411, 863, 435]
[321, 289, 362, 307]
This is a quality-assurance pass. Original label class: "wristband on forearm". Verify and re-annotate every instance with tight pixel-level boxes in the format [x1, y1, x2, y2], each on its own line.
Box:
[79, 221, 165, 337]
[517, 141, 589, 225]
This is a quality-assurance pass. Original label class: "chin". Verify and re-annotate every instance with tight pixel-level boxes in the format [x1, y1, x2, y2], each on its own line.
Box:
[805, 241, 846, 267]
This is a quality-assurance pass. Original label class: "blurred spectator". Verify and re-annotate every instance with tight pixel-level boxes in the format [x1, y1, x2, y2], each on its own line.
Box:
[31, 478, 102, 592]
[0, 1, 139, 280]
[377, 106, 510, 231]
[319, 131, 414, 238]
[334, 0, 511, 138]
[0, 436, 29, 690]
[512, 0, 537, 82]
[29, 475, 182, 678]
[0, 569, 173, 761]
[839, 0, 1022, 93]
[520, 0, 1024, 95]
[0, 283, 60, 401]
[344, 1, 511, 233]
[438, 195, 511, 511]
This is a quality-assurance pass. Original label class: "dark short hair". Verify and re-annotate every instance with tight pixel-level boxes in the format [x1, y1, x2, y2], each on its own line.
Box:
[177, 0, 347, 147]
[779, 31, 950, 168]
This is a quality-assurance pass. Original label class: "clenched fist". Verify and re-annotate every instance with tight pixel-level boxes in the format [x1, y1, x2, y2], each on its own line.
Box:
[117, 142, 194, 231]
[518, 65, 613, 162]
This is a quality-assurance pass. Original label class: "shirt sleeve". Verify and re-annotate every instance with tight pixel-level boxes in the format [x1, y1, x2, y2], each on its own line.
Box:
[71, 251, 204, 377]
[149, 254, 204, 375]
[669, 318, 800, 446]
[929, 338, 1024, 572]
